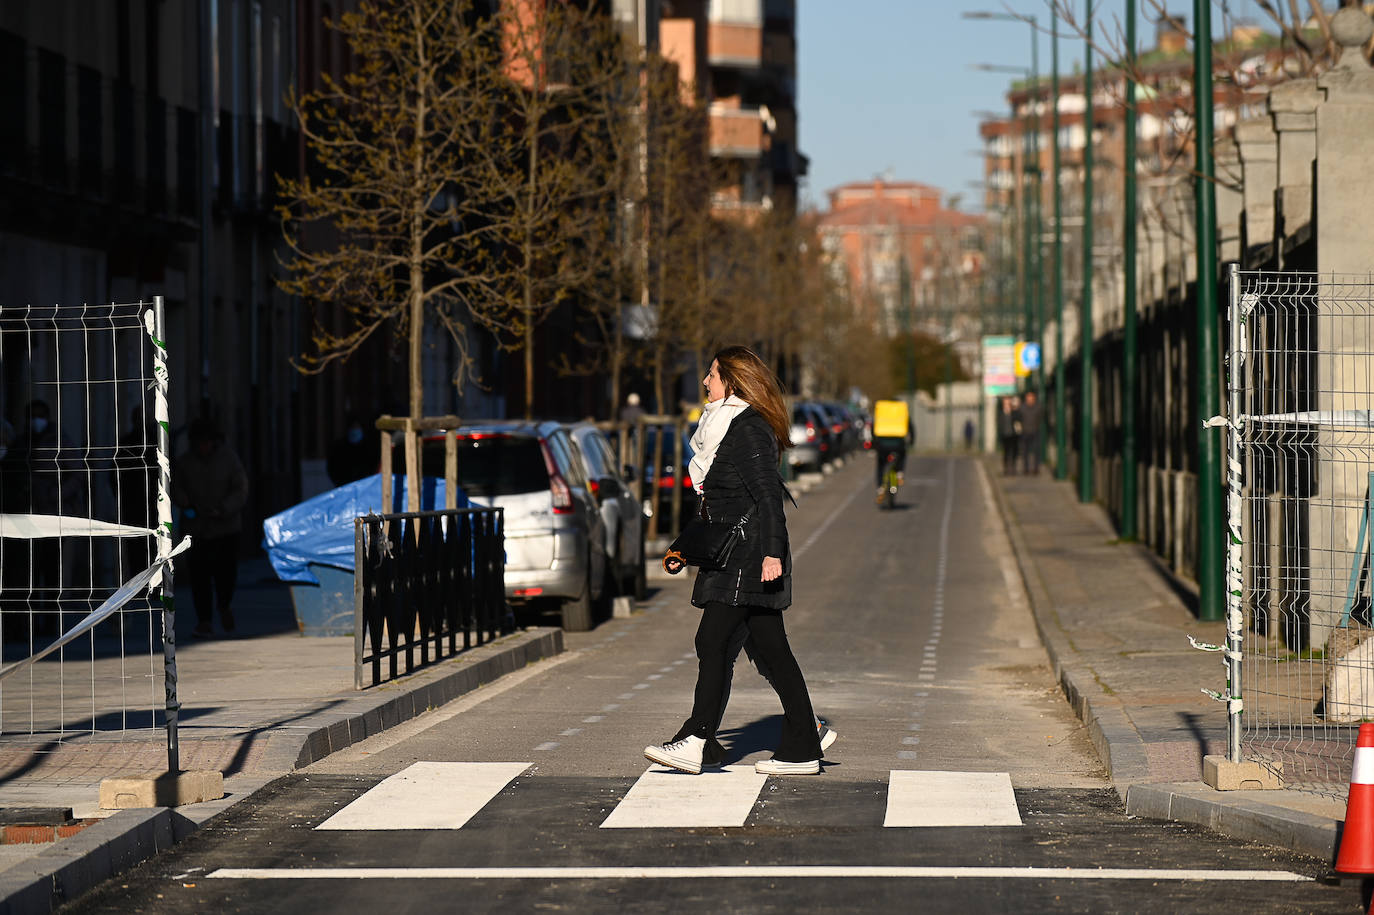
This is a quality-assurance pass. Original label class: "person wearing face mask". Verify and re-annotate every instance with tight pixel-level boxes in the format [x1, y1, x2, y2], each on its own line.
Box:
[327, 414, 376, 487]
[173, 417, 249, 638]
[0, 400, 87, 637]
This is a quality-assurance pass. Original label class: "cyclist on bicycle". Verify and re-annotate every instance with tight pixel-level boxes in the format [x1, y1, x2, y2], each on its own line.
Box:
[871, 399, 914, 500]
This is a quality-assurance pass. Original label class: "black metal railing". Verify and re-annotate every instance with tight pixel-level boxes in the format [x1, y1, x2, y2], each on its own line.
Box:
[353, 507, 506, 689]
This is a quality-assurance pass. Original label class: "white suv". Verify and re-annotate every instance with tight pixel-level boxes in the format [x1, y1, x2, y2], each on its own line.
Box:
[413, 422, 608, 631]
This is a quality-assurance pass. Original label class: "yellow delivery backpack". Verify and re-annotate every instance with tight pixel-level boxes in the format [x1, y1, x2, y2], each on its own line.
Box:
[872, 399, 909, 439]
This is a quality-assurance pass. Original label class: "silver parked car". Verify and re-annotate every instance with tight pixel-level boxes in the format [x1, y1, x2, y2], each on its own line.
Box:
[410, 421, 608, 631]
[565, 422, 647, 601]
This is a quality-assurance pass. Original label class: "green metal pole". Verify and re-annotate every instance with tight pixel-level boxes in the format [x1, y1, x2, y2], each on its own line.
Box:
[1053, 6, 1067, 481]
[1021, 104, 1033, 356]
[1122, 0, 1138, 538]
[1030, 17, 1046, 461]
[1079, 0, 1094, 504]
[1194, 0, 1223, 621]
[945, 309, 953, 451]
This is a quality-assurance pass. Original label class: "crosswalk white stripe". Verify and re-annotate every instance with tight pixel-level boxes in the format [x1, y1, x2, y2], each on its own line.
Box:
[315, 762, 530, 831]
[884, 771, 1022, 827]
[600, 765, 767, 828]
[205, 866, 1310, 882]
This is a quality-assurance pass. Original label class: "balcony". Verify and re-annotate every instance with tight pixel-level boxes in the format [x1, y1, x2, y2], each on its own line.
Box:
[708, 22, 762, 68]
[709, 106, 767, 157]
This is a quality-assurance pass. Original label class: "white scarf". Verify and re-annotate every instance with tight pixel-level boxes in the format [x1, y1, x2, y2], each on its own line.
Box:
[688, 394, 749, 493]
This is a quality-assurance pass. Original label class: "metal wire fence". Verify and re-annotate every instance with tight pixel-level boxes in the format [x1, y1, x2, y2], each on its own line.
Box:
[1229, 268, 1374, 795]
[0, 299, 179, 767]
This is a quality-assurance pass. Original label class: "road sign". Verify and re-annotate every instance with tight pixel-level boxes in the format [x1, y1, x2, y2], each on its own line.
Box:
[982, 335, 1017, 395]
[1015, 342, 1041, 377]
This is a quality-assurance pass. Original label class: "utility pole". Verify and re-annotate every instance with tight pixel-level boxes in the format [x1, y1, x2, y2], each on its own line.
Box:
[1078, 0, 1095, 504]
[1194, 0, 1223, 621]
[1053, 5, 1067, 481]
[1122, 0, 1139, 538]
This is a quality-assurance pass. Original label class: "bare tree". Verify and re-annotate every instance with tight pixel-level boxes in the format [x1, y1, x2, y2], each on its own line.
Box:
[276, 0, 508, 510]
[466, 0, 625, 419]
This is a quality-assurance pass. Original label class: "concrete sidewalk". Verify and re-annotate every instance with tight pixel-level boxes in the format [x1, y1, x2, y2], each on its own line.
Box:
[0, 559, 563, 911]
[987, 460, 1347, 864]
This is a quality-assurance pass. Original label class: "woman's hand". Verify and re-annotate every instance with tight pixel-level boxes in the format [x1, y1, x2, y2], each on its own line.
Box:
[761, 556, 782, 582]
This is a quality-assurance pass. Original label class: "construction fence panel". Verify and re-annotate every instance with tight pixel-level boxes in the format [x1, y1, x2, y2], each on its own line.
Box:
[1230, 269, 1374, 795]
[0, 299, 180, 769]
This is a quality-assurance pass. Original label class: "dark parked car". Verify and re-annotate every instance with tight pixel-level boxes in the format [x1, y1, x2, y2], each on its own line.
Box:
[606, 423, 699, 534]
[816, 401, 860, 456]
[565, 422, 647, 601]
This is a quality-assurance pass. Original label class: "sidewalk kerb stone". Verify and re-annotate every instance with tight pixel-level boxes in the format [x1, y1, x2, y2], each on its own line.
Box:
[1126, 782, 1338, 863]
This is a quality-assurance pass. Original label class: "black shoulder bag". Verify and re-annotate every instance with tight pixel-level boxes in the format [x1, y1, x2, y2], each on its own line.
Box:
[662, 506, 754, 575]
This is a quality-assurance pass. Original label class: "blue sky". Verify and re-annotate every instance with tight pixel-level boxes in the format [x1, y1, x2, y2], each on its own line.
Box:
[795, 0, 1300, 214]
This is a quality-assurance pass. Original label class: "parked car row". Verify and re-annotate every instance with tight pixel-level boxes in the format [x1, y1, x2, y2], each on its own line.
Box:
[389, 401, 867, 632]
[402, 420, 646, 633]
[787, 401, 868, 474]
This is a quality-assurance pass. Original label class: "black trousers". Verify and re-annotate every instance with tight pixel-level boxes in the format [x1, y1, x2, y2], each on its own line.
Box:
[189, 532, 239, 627]
[681, 601, 822, 762]
[1021, 432, 1041, 474]
[1001, 435, 1020, 473]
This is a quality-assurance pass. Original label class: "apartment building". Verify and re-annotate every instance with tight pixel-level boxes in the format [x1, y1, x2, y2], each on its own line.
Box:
[816, 179, 984, 351]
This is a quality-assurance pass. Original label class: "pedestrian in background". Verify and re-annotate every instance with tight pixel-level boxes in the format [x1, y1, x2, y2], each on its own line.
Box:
[997, 396, 1021, 475]
[0, 400, 86, 637]
[173, 417, 248, 638]
[1020, 390, 1042, 475]
[963, 417, 976, 452]
[619, 392, 645, 425]
[326, 414, 375, 486]
[645, 346, 825, 776]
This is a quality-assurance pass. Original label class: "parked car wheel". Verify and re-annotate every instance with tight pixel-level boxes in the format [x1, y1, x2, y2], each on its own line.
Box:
[562, 578, 593, 631]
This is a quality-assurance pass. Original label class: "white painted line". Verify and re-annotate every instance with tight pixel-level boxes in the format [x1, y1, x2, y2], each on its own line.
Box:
[897, 751, 918, 760]
[583, 716, 604, 723]
[206, 866, 1311, 882]
[885, 771, 1022, 828]
[560, 729, 582, 737]
[534, 742, 560, 751]
[600, 765, 767, 829]
[793, 477, 865, 560]
[315, 762, 530, 831]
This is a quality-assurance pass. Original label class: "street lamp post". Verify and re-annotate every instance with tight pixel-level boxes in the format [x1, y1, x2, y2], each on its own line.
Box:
[1194, 0, 1223, 621]
[1052, 6, 1068, 481]
[966, 9, 1043, 429]
[1079, 0, 1095, 505]
[1122, 0, 1139, 539]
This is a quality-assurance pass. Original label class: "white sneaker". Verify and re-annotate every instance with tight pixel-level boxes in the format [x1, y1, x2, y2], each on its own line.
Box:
[644, 736, 706, 774]
[755, 758, 821, 775]
[818, 722, 838, 754]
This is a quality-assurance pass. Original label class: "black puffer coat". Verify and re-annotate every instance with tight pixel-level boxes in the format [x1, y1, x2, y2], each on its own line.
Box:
[691, 407, 791, 610]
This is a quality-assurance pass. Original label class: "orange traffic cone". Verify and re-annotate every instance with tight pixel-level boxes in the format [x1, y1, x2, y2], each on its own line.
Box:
[1337, 723, 1374, 875]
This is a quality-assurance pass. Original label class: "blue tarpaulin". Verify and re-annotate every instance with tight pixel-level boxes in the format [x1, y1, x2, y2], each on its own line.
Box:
[261, 474, 469, 584]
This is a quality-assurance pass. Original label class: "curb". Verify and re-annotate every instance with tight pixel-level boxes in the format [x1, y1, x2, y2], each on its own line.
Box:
[1125, 782, 1338, 863]
[0, 627, 564, 913]
[982, 461, 1339, 862]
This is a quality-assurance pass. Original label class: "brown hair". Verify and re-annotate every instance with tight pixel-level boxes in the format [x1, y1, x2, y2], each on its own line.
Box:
[712, 345, 793, 450]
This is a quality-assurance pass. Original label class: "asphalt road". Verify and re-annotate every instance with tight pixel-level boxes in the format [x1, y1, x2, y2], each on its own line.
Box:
[65, 456, 1361, 913]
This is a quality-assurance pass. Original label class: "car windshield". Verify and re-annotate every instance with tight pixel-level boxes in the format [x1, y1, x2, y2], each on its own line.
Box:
[404, 436, 549, 498]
